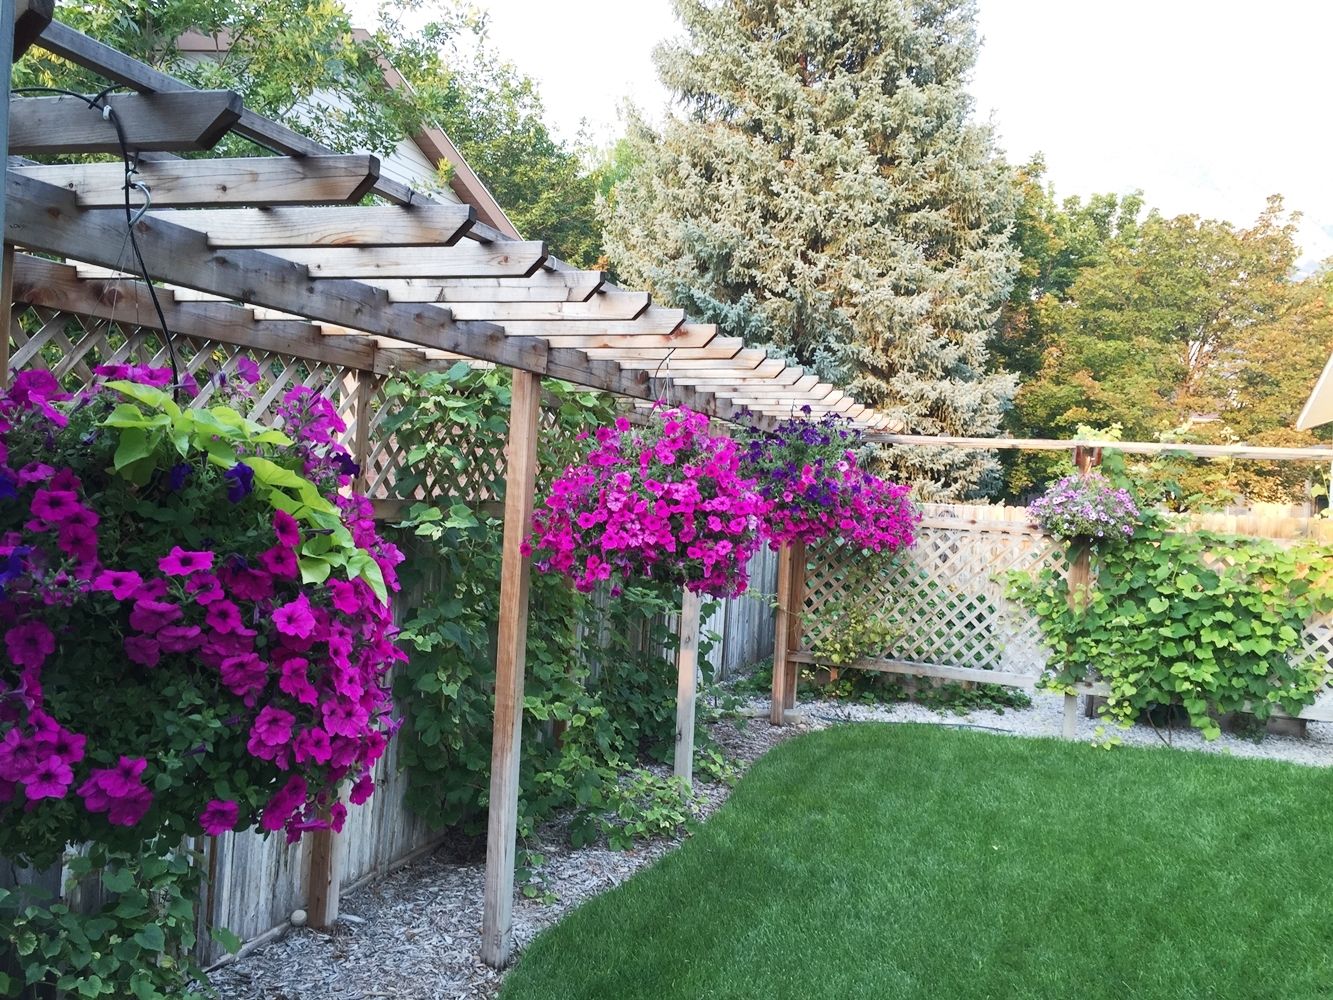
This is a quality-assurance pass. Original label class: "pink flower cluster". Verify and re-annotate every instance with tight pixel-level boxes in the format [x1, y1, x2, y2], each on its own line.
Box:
[0, 368, 405, 845]
[528, 408, 768, 598]
[762, 452, 919, 553]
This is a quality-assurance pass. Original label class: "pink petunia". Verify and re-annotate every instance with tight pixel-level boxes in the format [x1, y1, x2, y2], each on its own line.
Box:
[6, 621, 54, 670]
[157, 624, 203, 654]
[272, 510, 301, 548]
[348, 773, 375, 805]
[159, 546, 215, 577]
[199, 799, 240, 836]
[273, 595, 316, 639]
[218, 653, 268, 699]
[205, 600, 244, 634]
[23, 754, 73, 800]
[278, 658, 318, 706]
[260, 774, 308, 832]
[123, 635, 162, 667]
[29, 489, 81, 525]
[258, 546, 299, 581]
[327, 579, 363, 616]
[57, 524, 98, 564]
[293, 727, 332, 764]
[92, 569, 143, 600]
[129, 599, 183, 634]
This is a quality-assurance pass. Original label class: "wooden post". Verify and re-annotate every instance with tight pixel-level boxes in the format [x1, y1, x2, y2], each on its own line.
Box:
[0, 246, 14, 389]
[480, 369, 542, 969]
[1062, 693, 1078, 740]
[771, 543, 794, 725]
[306, 822, 340, 929]
[674, 588, 703, 787]
[784, 539, 806, 710]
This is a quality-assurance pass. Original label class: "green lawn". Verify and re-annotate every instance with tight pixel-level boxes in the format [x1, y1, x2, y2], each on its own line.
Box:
[500, 724, 1333, 1000]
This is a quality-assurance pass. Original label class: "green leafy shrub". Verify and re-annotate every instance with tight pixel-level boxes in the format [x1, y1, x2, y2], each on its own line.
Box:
[1007, 518, 1333, 738]
[808, 602, 900, 666]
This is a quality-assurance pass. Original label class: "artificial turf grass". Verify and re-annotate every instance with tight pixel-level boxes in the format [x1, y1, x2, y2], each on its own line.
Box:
[499, 723, 1333, 1000]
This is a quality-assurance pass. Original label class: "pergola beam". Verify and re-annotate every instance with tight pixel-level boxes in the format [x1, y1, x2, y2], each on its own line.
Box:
[157, 205, 475, 248]
[14, 0, 54, 59]
[444, 292, 650, 322]
[11, 155, 383, 208]
[282, 243, 547, 279]
[379, 271, 606, 303]
[9, 91, 243, 154]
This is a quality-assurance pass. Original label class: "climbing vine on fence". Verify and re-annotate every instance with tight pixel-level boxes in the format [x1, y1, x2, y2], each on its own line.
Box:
[1007, 516, 1333, 738]
[381, 367, 722, 847]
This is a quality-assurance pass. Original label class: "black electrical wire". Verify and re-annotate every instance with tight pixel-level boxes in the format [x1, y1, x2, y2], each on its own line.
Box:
[13, 86, 183, 396]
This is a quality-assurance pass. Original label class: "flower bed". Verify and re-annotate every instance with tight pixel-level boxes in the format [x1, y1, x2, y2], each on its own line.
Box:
[0, 365, 404, 869]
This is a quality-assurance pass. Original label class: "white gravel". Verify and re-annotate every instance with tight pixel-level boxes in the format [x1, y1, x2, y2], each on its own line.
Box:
[763, 689, 1333, 768]
[211, 689, 1331, 999]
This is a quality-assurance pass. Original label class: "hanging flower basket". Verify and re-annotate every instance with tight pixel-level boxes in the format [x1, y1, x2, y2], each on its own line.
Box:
[0, 366, 405, 867]
[528, 407, 767, 598]
[739, 411, 918, 553]
[1028, 472, 1141, 544]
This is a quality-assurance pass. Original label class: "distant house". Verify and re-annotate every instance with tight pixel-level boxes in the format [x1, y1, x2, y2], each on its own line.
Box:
[176, 28, 521, 238]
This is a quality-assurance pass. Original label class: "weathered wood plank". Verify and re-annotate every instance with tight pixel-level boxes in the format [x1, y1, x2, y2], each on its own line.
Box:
[9, 90, 243, 154]
[379, 271, 605, 303]
[481, 369, 542, 969]
[11, 154, 382, 208]
[674, 589, 703, 787]
[532, 325, 717, 350]
[280, 242, 547, 279]
[445, 292, 650, 322]
[771, 542, 796, 726]
[489, 306, 683, 338]
[162, 204, 474, 248]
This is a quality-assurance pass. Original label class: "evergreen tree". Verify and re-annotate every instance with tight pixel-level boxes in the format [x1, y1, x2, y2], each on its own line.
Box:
[604, 0, 1018, 497]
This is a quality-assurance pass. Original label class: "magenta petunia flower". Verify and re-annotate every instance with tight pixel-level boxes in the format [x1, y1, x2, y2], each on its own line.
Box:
[205, 600, 244, 634]
[250, 706, 295, 748]
[92, 569, 143, 600]
[327, 579, 362, 616]
[273, 595, 316, 639]
[272, 510, 301, 548]
[219, 653, 268, 698]
[23, 754, 73, 800]
[6, 621, 55, 670]
[233, 356, 262, 385]
[129, 599, 183, 634]
[157, 624, 203, 654]
[123, 635, 162, 667]
[57, 523, 98, 564]
[278, 657, 318, 706]
[159, 546, 215, 577]
[294, 727, 332, 764]
[16, 462, 55, 485]
[29, 489, 81, 525]
[199, 799, 240, 836]
[349, 773, 375, 805]
[258, 546, 298, 580]
[260, 774, 308, 832]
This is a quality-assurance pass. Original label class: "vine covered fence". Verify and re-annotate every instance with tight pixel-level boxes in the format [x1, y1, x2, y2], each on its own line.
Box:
[781, 503, 1333, 726]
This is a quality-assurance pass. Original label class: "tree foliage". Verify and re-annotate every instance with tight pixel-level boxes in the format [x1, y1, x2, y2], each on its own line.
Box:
[603, 0, 1019, 498]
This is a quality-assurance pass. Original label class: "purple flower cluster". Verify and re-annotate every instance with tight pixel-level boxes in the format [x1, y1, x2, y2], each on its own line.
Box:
[739, 411, 918, 553]
[0, 366, 405, 849]
[1029, 472, 1141, 542]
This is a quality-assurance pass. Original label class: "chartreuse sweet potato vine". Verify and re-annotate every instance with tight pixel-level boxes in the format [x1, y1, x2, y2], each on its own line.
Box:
[1007, 516, 1333, 738]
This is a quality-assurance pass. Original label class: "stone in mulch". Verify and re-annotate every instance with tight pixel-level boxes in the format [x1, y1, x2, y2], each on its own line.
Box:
[210, 716, 802, 1000]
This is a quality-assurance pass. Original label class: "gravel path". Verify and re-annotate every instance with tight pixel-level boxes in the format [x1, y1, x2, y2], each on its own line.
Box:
[211, 691, 1331, 999]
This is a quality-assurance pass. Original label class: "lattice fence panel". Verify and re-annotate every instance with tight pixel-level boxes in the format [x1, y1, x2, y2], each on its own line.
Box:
[801, 508, 1333, 702]
[802, 523, 1068, 680]
[8, 303, 364, 453]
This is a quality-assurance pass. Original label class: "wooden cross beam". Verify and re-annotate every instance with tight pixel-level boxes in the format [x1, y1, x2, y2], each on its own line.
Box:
[277, 243, 547, 279]
[378, 271, 606, 303]
[494, 306, 685, 338]
[443, 292, 650, 322]
[159, 205, 476, 248]
[10, 155, 382, 208]
[9, 91, 243, 154]
[531, 325, 718, 350]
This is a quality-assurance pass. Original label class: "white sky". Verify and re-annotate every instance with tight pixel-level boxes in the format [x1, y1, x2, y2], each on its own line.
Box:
[350, 0, 1333, 271]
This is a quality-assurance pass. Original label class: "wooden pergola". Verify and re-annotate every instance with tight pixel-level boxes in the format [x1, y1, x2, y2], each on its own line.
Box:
[3, 11, 905, 968]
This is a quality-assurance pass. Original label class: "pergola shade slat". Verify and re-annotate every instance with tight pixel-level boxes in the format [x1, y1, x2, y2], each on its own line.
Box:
[9, 91, 243, 154]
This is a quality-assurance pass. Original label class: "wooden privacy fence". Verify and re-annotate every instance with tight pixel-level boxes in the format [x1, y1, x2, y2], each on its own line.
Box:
[772, 504, 1333, 733]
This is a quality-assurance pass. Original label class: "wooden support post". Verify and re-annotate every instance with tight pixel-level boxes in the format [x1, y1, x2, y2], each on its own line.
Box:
[1062, 693, 1079, 740]
[480, 369, 542, 969]
[306, 825, 340, 929]
[0, 246, 13, 388]
[674, 588, 703, 787]
[784, 539, 806, 711]
[771, 542, 794, 726]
